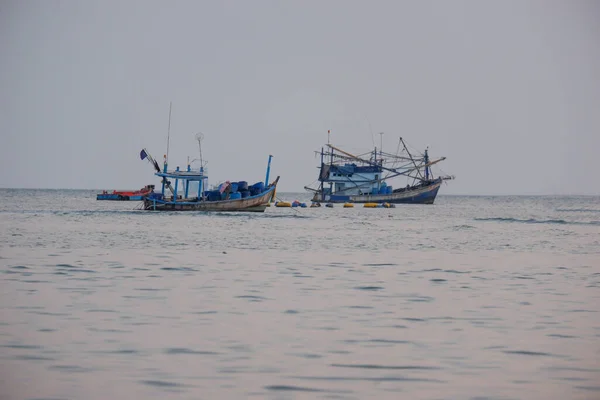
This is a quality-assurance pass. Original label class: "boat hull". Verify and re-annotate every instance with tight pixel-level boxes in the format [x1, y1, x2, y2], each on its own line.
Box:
[96, 194, 147, 201]
[97, 185, 155, 201]
[314, 179, 442, 205]
[142, 181, 277, 212]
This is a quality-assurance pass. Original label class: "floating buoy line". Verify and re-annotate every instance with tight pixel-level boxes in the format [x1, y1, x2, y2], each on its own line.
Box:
[273, 201, 395, 209]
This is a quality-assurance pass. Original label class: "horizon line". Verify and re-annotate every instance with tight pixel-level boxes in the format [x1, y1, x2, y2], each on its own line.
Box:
[0, 187, 598, 197]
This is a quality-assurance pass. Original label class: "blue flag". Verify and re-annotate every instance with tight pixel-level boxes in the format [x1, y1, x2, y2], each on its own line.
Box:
[140, 149, 148, 160]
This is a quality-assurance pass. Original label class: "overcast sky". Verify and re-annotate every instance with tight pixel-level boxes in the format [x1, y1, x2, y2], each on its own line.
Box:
[1, 0, 599, 195]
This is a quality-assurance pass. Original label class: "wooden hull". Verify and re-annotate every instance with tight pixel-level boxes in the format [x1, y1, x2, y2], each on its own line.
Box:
[142, 179, 278, 212]
[313, 179, 442, 205]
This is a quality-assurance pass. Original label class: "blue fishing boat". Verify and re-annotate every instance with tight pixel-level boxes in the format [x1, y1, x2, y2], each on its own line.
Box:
[139, 146, 278, 212]
[304, 134, 454, 205]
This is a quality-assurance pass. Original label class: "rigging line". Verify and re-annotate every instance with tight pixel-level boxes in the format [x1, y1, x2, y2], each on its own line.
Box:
[304, 178, 319, 189]
[383, 138, 405, 178]
[390, 137, 402, 167]
[403, 137, 429, 159]
[400, 138, 424, 180]
[326, 152, 374, 165]
[397, 137, 422, 161]
[365, 115, 375, 148]
[275, 195, 301, 213]
[378, 154, 414, 161]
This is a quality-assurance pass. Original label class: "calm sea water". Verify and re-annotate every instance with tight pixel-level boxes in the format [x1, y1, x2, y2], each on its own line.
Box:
[1, 189, 599, 400]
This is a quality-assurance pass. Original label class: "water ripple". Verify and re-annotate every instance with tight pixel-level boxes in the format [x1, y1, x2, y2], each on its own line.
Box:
[164, 348, 220, 355]
[354, 286, 384, 291]
[330, 364, 440, 370]
[503, 350, 563, 358]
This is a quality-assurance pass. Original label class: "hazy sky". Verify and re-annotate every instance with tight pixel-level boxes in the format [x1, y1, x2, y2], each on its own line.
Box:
[1, 0, 599, 195]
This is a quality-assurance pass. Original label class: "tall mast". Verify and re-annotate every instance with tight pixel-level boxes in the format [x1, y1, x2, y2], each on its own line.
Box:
[327, 129, 331, 200]
[320, 147, 324, 201]
[166, 101, 172, 165]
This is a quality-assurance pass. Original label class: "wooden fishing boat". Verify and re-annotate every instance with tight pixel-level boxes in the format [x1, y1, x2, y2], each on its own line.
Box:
[139, 146, 278, 212]
[304, 133, 454, 205]
[137, 105, 279, 212]
[143, 176, 279, 212]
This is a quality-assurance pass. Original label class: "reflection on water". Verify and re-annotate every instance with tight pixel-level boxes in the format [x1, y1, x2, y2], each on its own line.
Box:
[1, 190, 599, 399]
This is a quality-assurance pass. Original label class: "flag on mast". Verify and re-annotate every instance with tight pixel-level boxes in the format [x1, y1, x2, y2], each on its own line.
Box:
[140, 148, 161, 173]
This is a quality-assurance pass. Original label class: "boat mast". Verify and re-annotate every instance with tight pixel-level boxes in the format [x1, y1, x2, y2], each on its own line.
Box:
[424, 147, 430, 180]
[329, 143, 334, 198]
[320, 147, 325, 201]
[326, 130, 330, 201]
[166, 101, 172, 165]
[161, 102, 174, 197]
[195, 132, 206, 200]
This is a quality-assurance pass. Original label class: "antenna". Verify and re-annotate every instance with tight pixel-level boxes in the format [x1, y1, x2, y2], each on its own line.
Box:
[166, 101, 172, 164]
[195, 132, 205, 169]
[327, 129, 331, 144]
[365, 115, 375, 148]
[379, 132, 384, 152]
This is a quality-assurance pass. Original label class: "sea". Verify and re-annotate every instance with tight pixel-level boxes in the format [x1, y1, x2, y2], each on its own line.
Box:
[1, 189, 599, 400]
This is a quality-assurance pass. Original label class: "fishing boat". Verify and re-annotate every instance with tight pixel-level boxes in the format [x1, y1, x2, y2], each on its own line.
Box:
[304, 133, 454, 205]
[96, 185, 155, 201]
[139, 142, 278, 212]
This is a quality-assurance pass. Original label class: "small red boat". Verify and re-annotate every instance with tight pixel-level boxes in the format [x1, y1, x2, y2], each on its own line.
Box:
[96, 185, 155, 201]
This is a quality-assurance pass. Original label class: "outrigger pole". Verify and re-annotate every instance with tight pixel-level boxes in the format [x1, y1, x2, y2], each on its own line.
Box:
[265, 154, 273, 187]
[265, 155, 276, 202]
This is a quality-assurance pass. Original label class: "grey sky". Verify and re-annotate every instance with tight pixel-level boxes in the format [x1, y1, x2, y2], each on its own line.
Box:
[1, 0, 599, 195]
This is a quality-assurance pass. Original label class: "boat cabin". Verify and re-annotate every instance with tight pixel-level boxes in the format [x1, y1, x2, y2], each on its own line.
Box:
[321, 163, 390, 196]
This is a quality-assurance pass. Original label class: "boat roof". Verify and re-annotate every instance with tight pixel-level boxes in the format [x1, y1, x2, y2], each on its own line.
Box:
[155, 170, 207, 181]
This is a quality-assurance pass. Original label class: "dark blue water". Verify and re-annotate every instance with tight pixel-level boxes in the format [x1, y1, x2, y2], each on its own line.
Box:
[1, 190, 599, 399]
